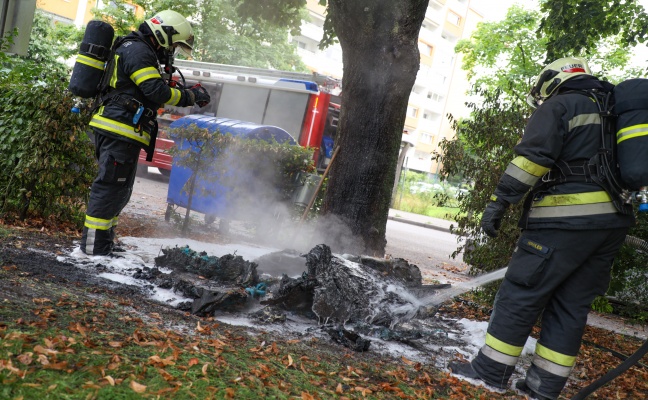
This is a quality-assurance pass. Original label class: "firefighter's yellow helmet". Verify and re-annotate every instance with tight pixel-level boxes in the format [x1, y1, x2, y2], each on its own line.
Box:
[145, 10, 194, 57]
[526, 57, 592, 108]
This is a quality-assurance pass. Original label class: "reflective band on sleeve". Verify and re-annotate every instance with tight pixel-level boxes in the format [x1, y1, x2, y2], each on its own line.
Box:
[76, 55, 105, 70]
[568, 113, 600, 131]
[617, 124, 648, 144]
[166, 87, 182, 106]
[485, 333, 524, 357]
[89, 115, 150, 146]
[130, 66, 161, 85]
[506, 157, 550, 186]
[84, 215, 113, 231]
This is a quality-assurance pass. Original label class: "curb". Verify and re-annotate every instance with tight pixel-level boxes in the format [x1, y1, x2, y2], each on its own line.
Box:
[387, 216, 452, 233]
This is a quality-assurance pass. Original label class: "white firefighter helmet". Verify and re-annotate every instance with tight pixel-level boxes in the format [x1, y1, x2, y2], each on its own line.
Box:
[526, 57, 592, 107]
[145, 10, 194, 57]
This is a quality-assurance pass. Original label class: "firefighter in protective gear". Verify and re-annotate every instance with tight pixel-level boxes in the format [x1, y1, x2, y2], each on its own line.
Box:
[80, 10, 211, 256]
[448, 57, 634, 399]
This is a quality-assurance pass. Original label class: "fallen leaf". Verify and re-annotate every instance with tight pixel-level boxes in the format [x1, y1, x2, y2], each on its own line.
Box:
[401, 356, 414, 365]
[104, 376, 115, 386]
[130, 380, 147, 393]
[188, 358, 199, 367]
[202, 363, 209, 376]
[16, 353, 33, 365]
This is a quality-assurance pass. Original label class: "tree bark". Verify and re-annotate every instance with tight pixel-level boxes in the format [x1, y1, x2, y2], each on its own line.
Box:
[321, 0, 427, 256]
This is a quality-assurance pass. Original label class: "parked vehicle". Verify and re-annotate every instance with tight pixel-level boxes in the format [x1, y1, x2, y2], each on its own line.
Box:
[409, 182, 442, 194]
[138, 60, 341, 175]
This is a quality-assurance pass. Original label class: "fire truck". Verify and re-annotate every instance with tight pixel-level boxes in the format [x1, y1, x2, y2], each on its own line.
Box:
[138, 60, 341, 176]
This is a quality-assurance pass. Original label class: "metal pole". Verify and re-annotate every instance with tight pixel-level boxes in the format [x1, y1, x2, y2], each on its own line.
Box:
[299, 146, 340, 224]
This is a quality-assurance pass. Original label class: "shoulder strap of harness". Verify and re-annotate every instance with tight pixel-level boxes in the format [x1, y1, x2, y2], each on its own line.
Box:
[94, 32, 160, 108]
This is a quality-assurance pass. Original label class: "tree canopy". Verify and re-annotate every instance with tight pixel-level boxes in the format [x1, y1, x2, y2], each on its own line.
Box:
[441, 1, 648, 308]
[92, 0, 307, 71]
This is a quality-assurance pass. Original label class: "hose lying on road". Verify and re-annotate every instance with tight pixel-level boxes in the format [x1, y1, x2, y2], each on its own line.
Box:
[571, 235, 648, 400]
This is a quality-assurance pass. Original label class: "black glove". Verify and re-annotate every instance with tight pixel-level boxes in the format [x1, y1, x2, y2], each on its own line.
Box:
[480, 199, 509, 238]
[188, 84, 211, 108]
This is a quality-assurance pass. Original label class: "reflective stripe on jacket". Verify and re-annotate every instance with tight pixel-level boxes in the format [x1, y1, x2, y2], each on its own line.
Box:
[90, 32, 190, 147]
[492, 90, 634, 230]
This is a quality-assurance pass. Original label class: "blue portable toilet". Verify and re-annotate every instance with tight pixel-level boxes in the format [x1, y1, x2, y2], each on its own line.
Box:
[165, 115, 297, 223]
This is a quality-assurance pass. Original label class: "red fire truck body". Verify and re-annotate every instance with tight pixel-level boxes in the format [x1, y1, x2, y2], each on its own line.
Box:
[139, 60, 340, 175]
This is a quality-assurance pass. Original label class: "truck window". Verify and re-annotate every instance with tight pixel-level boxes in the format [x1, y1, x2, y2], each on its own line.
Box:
[217, 84, 270, 124]
[262, 90, 309, 140]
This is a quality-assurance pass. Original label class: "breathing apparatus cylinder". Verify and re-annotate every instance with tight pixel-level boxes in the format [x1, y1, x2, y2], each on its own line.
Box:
[68, 20, 114, 99]
[613, 79, 648, 194]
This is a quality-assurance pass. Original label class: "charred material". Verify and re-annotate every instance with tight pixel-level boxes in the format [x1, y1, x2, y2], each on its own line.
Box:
[325, 326, 371, 352]
[359, 256, 423, 287]
[261, 272, 317, 315]
[264, 244, 445, 327]
[309, 244, 424, 327]
[133, 264, 250, 316]
[154, 245, 258, 286]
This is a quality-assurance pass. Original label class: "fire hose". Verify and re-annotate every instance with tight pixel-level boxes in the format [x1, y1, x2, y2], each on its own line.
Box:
[571, 235, 648, 399]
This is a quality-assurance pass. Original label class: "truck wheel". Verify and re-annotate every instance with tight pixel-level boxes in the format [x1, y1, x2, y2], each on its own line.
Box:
[164, 204, 173, 222]
[158, 167, 171, 177]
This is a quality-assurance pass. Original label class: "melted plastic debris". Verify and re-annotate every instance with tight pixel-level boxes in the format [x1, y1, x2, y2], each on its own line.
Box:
[154, 245, 258, 286]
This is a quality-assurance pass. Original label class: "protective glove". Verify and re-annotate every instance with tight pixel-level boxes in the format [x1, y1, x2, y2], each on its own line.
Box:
[187, 84, 211, 107]
[480, 198, 509, 238]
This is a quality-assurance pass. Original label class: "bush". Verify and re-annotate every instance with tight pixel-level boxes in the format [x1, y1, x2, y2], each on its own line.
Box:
[0, 60, 95, 224]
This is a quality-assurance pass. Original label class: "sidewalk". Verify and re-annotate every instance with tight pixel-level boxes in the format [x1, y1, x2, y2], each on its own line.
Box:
[388, 208, 454, 233]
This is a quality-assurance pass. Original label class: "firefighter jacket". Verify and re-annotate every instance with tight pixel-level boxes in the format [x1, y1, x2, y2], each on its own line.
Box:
[492, 82, 635, 230]
[89, 31, 193, 148]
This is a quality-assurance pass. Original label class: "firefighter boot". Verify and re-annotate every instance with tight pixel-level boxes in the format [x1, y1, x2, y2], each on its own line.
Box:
[448, 360, 509, 389]
[515, 380, 554, 400]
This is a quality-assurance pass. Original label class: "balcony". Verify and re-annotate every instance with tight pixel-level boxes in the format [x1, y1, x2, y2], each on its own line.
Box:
[299, 21, 324, 42]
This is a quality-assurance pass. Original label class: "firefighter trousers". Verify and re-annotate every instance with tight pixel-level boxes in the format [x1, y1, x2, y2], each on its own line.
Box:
[471, 227, 628, 399]
[80, 129, 140, 256]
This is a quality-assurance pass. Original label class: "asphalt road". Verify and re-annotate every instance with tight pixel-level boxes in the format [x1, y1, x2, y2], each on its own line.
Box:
[128, 167, 469, 284]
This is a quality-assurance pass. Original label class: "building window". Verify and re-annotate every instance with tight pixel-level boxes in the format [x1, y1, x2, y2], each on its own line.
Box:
[422, 111, 436, 121]
[417, 41, 433, 57]
[407, 106, 418, 118]
[420, 133, 432, 144]
[427, 92, 444, 103]
[447, 11, 461, 26]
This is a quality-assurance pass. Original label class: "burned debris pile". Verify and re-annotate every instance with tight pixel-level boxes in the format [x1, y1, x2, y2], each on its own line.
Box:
[133, 243, 454, 351]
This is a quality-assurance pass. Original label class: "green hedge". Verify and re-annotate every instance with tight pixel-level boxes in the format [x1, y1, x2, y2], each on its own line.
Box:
[0, 60, 95, 224]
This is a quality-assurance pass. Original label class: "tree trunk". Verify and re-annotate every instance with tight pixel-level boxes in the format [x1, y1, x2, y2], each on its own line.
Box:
[321, 0, 427, 256]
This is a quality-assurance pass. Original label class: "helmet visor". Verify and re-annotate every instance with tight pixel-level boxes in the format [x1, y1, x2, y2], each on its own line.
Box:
[174, 34, 194, 57]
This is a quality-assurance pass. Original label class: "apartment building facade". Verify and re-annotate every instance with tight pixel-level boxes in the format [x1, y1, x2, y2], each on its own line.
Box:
[36, 0, 142, 27]
[293, 0, 484, 178]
